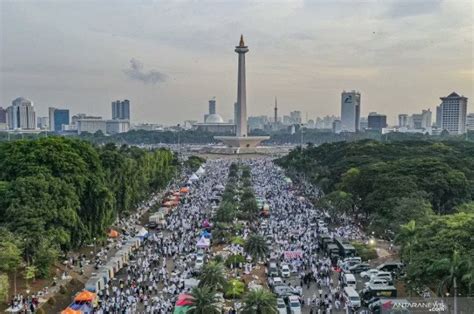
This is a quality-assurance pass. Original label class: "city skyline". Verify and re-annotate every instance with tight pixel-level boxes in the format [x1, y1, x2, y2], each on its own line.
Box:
[1, 0, 472, 125]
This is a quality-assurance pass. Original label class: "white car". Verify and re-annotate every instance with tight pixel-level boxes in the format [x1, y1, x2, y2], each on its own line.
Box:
[371, 271, 393, 283]
[276, 298, 287, 314]
[281, 264, 291, 278]
[361, 269, 379, 279]
[364, 278, 389, 288]
[288, 295, 302, 314]
[195, 256, 204, 269]
[271, 277, 284, 287]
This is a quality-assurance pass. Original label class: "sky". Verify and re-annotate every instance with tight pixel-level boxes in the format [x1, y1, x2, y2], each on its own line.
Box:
[1, 0, 473, 125]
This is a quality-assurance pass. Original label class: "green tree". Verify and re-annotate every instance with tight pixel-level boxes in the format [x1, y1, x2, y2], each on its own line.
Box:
[241, 288, 278, 314]
[215, 202, 235, 223]
[244, 235, 269, 263]
[198, 261, 227, 291]
[24, 265, 37, 291]
[318, 190, 354, 217]
[185, 286, 221, 314]
[0, 274, 9, 302]
[0, 237, 22, 296]
[225, 279, 245, 299]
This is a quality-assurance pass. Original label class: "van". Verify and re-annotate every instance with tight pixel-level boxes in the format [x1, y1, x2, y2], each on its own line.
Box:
[287, 295, 301, 314]
[268, 262, 279, 277]
[343, 273, 357, 288]
[343, 287, 361, 308]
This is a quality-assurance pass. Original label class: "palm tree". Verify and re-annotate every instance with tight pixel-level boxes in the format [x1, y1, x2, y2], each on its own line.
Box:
[241, 289, 278, 314]
[185, 286, 221, 314]
[429, 250, 468, 314]
[198, 261, 227, 291]
[244, 234, 269, 263]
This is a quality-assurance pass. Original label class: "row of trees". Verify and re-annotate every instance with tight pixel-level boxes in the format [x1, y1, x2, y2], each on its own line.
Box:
[277, 140, 474, 296]
[0, 137, 177, 289]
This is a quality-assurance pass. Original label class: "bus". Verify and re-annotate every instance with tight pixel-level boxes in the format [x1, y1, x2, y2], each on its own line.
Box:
[334, 237, 357, 258]
[360, 284, 397, 305]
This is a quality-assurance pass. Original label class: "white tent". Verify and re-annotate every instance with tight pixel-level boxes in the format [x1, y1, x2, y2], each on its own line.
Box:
[196, 237, 210, 248]
[137, 227, 149, 239]
[189, 173, 199, 181]
[196, 166, 205, 175]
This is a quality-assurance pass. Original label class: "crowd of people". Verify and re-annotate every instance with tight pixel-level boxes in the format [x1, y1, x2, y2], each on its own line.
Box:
[15, 156, 370, 314]
[93, 159, 232, 313]
[249, 158, 367, 313]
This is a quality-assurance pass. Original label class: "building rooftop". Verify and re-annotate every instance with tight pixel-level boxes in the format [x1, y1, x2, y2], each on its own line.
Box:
[205, 113, 225, 124]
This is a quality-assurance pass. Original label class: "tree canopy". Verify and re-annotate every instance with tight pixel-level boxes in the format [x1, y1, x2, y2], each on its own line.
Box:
[0, 137, 176, 277]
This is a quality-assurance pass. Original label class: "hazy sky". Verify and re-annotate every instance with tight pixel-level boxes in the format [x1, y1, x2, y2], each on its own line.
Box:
[1, 0, 473, 125]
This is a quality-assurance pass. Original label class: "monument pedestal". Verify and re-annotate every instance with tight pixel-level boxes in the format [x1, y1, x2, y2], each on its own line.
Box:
[214, 136, 270, 148]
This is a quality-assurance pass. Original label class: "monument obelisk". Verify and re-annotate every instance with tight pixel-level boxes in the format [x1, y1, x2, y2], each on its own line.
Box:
[235, 34, 248, 137]
[215, 35, 269, 151]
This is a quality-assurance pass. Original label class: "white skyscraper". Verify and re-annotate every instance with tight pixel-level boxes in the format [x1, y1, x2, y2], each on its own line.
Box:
[439, 92, 468, 134]
[6, 97, 36, 130]
[341, 90, 361, 132]
[466, 113, 474, 131]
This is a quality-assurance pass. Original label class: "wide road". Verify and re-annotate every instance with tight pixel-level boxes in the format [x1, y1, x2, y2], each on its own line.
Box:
[93, 157, 382, 313]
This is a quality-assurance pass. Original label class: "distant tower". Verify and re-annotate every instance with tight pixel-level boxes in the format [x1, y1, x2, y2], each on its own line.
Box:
[274, 97, 278, 123]
[235, 34, 249, 137]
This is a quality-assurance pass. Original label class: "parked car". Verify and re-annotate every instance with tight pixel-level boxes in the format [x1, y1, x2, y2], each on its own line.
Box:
[287, 295, 302, 314]
[364, 278, 389, 288]
[269, 276, 284, 288]
[361, 269, 379, 279]
[377, 262, 404, 273]
[348, 263, 371, 273]
[268, 262, 279, 277]
[342, 273, 357, 288]
[280, 264, 291, 278]
[343, 287, 361, 308]
[276, 298, 288, 314]
[195, 255, 204, 270]
[370, 271, 393, 284]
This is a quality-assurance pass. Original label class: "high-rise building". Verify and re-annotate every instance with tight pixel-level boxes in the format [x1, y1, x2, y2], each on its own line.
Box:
[0, 107, 6, 123]
[359, 117, 368, 130]
[341, 90, 361, 132]
[420, 109, 432, 129]
[436, 105, 442, 128]
[367, 112, 387, 131]
[6, 97, 36, 130]
[48, 107, 70, 132]
[439, 92, 468, 134]
[37, 116, 49, 130]
[409, 114, 423, 129]
[112, 99, 131, 120]
[248, 115, 269, 130]
[332, 119, 342, 134]
[398, 114, 409, 127]
[466, 113, 474, 131]
[289, 111, 302, 124]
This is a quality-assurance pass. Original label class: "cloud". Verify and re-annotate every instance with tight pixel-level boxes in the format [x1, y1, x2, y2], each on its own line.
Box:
[123, 58, 167, 84]
[385, 0, 443, 18]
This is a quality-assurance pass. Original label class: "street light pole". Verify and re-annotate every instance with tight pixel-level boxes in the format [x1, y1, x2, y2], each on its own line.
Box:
[453, 277, 457, 314]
